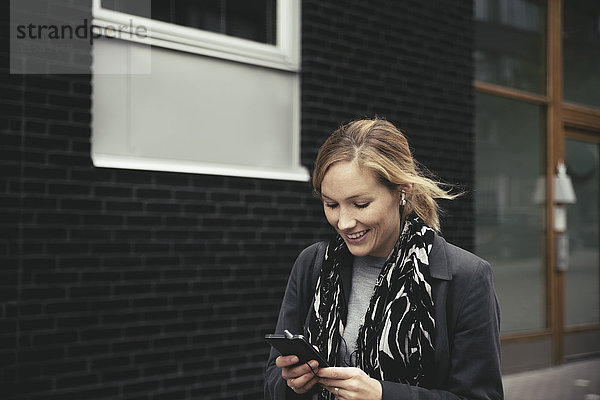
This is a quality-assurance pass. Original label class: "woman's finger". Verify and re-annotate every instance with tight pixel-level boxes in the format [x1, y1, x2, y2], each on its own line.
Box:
[318, 378, 344, 388]
[275, 355, 299, 368]
[317, 366, 354, 379]
[297, 363, 318, 381]
[320, 368, 382, 400]
[281, 360, 319, 380]
[291, 373, 320, 394]
[331, 386, 343, 398]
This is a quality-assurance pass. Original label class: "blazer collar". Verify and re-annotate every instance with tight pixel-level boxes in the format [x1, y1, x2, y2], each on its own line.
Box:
[429, 234, 452, 280]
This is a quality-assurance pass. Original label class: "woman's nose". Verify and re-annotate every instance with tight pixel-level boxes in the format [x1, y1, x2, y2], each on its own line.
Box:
[337, 209, 356, 231]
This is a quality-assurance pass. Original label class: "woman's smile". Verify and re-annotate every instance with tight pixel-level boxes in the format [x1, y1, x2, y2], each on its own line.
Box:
[346, 229, 369, 240]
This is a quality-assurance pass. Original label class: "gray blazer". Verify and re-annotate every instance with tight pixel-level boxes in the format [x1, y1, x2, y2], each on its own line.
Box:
[265, 234, 503, 400]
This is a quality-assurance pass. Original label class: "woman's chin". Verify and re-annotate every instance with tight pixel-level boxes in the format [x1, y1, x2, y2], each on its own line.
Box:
[344, 242, 371, 257]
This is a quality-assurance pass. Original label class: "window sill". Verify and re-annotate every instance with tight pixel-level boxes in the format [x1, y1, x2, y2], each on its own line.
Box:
[92, 153, 310, 182]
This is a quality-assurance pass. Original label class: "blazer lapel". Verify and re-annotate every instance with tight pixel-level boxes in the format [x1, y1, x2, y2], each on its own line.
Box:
[429, 234, 452, 281]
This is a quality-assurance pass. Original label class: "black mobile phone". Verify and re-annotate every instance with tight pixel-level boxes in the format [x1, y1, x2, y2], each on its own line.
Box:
[265, 330, 330, 367]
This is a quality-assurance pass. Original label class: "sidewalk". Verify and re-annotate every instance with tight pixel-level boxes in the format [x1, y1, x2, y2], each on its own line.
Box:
[503, 358, 600, 400]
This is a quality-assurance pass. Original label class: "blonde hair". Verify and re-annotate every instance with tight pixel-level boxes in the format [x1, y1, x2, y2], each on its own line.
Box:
[312, 118, 458, 232]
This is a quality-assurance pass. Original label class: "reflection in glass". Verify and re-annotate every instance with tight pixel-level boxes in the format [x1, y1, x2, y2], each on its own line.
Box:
[101, 0, 277, 44]
[563, 0, 600, 108]
[101, 0, 151, 18]
[474, 0, 547, 94]
[475, 92, 547, 333]
[565, 139, 599, 326]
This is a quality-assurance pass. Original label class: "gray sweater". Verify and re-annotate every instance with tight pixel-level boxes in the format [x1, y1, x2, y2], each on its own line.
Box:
[338, 255, 386, 367]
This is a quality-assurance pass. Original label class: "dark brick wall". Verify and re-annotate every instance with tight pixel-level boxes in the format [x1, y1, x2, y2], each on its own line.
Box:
[2, 1, 474, 399]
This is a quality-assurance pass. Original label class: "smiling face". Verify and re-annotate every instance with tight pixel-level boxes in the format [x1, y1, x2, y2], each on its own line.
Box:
[320, 161, 402, 258]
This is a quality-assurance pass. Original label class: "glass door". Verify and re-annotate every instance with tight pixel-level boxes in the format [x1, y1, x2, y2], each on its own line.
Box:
[562, 132, 600, 360]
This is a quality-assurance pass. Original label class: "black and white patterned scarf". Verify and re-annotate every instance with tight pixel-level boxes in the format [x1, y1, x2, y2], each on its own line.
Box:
[307, 216, 435, 398]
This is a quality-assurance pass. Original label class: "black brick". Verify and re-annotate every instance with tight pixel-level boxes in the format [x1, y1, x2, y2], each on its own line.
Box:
[15, 378, 53, 394]
[68, 286, 110, 298]
[67, 343, 110, 357]
[45, 302, 88, 314]
[33, 330, 78, 346]
[25, 105, 70, 121]
[80, 328, 121, 342]
[19, 347, 65, 363]
[91, 355, 130, 369]
[123, 379, 160, 394]
[112, 339, 150, 353]
[150, 387, 185, 400]
[55, 373, 98, 389]
[101, 367, 140, 383]
[93, 185, 133, 197]
[20, 287, 66, 300]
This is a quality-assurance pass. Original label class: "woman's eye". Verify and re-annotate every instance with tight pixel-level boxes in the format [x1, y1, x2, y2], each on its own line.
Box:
[325, 203, 338, 209]
[355, 203, 370, 209]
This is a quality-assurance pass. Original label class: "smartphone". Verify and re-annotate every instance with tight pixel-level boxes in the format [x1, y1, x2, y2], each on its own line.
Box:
[265, 330, 330, 367]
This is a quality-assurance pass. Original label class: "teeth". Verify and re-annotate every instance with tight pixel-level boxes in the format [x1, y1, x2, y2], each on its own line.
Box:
[347, 230, 367, 239]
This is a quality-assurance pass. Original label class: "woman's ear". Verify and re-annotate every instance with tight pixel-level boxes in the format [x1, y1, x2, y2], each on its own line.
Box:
[393, 184, 410, 206]
[396, 184, 413, 198]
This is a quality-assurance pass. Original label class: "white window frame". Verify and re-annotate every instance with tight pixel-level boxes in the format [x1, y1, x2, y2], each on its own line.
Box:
[91, 0, 300, 72]
[90, 0, 307, 182]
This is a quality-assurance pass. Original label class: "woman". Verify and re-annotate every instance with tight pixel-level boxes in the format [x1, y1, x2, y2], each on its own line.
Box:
[265, 119, 503, 400]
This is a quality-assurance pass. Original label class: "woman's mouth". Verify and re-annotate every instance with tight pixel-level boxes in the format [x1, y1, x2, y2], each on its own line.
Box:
[346, 230, 369, 240]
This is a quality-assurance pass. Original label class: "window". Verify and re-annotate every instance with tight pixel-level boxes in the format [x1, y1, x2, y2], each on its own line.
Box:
[474, 92, 547, 333]
[474, 0, 548, 334]
[563, 0, 600, 108]
[91, 0, 307, 181]
[565, 139, 599, 326]
[474, 0, 547, 93]
[101, 0, 277, 45]
[92, 0, 298, 71]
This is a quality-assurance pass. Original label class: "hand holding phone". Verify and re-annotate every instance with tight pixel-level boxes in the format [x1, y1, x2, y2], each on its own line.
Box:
[265, 330, 329, 367]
